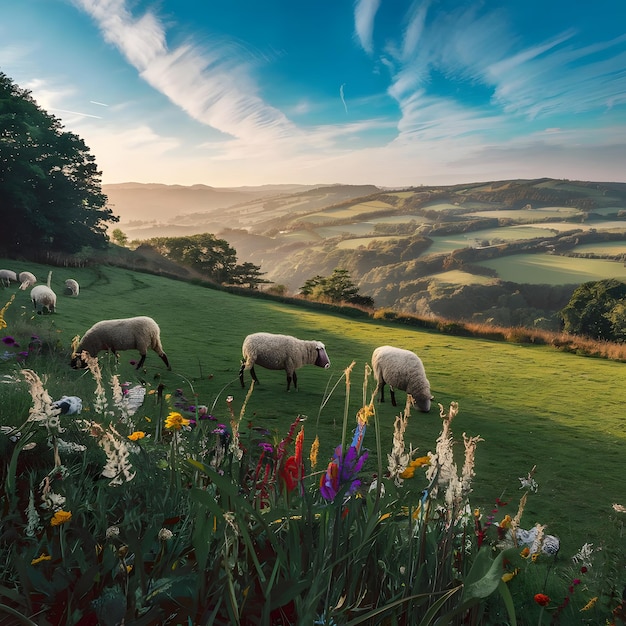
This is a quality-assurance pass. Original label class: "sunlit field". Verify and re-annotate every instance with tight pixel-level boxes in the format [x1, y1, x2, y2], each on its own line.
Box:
[477, 253, 626, 284]
[466, 206, 582, 221]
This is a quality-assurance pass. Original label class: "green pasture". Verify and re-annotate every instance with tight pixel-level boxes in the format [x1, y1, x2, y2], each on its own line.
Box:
[426, 226, 560, 256]
[466, 207, 582, 221]
[425, 270, 498, 286]
[335, 235, 404, 249]
[297, 200, 395, 222]
[477, 253, 626, 284]
[572, 242, 626, 255]
[1, 259, 626, 555]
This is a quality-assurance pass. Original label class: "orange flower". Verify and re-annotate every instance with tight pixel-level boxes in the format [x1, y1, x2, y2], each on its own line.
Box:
[128, 431, 146, 441]
[51, 510, 72, 526]
[31, 553, 52, 565]
[534, 593, 550, 607]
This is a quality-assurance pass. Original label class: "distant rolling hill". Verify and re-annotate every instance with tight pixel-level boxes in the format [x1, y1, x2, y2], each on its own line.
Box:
[105, 178, 626, 329]
[103, 182, 381, 238]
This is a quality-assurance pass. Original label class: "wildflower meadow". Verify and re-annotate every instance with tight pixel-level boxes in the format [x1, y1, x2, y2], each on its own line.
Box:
[0, 267, 625, 625]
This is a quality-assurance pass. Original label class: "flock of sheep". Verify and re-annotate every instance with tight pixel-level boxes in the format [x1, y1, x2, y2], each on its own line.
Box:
[1, 268, 433, 412]
[0, 268, 79, 315]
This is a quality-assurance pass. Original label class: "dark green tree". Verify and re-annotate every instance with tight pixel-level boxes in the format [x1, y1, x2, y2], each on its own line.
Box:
[147, 233, 252, 284]
[231, 262, 271, 289]
[0, 73, 116, 256]
[300, 268, 374, 307]
[560, 279, 626, 341]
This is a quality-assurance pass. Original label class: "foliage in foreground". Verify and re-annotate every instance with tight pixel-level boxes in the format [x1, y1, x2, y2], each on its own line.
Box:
[1, 334, 625, 626]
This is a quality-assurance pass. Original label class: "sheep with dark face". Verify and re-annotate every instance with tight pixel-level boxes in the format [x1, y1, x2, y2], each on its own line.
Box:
[239, 332, 330, 391]
[71, 316, 171, 371]
[64, 279, 79, 297]
[371, 345, 432, 412]
[31, 285, 57, 314]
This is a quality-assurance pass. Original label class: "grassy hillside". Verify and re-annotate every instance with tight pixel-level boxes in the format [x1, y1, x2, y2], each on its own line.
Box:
[1, 259, 625, 556]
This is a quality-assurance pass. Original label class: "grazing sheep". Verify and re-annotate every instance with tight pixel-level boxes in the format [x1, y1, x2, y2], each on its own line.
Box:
[0, 270, 17, 287]
[30, 285, 57, 314]
[18, 271, 37, 290]
[64, 279, 80, 297]
[239, 332, 331, 391]
[371, 345, 432, 412]
[71, 316, 171, 370]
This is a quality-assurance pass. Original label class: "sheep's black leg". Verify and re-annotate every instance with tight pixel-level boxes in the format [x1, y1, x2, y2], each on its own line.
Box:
[286, 372, 292, 391]
[379, 381, 386, 403]
[239, 360, 246, 388]
[250, 366, 260, 384]
[292, 371, 298, 390]
[390, 387, 397, 407]
[136, 353, 147, 369]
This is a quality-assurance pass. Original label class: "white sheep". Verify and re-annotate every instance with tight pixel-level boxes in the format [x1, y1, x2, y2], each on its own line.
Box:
[18, 271, 37, 290]
[64, 279, 80, 297]
[0, 269, 17, 287]
[30, 285, 57, 315]
[371, 345, 432, 412]
[71, 316, 171, 370]
[239, 332, 331, 391]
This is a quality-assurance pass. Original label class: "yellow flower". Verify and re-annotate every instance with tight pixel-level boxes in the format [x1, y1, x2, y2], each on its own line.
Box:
[520, 547, 530, 558]
[31, 553, 52, 565]
[128, 431, 146, 441]
[399, 455, 430, 479]
[51, 510, 72, 526]
[356, 403, 374, 425]
[0, 294, 15, 330]
[309, 435, 320, 469]
[580, 597, 598, 611]
[501, 568, 519, 583]
[164, 411, 190, 431]
[499, 514, 512, 529]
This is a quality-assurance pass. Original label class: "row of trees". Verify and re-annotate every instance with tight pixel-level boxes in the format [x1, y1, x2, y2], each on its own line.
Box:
[0, 73, 117, 256]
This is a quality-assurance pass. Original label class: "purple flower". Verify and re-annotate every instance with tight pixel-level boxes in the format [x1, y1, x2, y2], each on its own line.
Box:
[2, 336, 16, 346]
[320, 444, 369, 501]
[258, 442, 274, 453]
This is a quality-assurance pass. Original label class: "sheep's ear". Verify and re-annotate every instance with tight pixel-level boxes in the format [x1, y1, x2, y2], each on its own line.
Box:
[70, 334, 81, 357]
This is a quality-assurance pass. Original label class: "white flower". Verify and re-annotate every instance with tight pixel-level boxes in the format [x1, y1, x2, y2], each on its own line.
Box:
[106, 526, 120, 539]
[613, 503, 626, 513]
[158, 528, 173, 541]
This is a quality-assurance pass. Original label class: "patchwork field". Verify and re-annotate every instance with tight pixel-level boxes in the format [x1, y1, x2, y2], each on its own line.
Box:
[477, 253, 626, 284]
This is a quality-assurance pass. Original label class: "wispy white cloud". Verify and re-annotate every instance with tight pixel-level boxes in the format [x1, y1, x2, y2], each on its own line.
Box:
[72, 0, 297, 144]
[340, 83, 348, 113]
[354, 0, 381, 54]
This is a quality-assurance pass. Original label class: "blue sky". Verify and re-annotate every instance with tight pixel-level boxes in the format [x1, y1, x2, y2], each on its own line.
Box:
[1, 0, 625, 188]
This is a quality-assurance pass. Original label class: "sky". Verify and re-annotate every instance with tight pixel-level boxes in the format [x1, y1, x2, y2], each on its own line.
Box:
[1, 0, 626, 189]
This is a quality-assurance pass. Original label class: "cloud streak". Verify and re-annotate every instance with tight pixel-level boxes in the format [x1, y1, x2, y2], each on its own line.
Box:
[73, 0, 296, 144]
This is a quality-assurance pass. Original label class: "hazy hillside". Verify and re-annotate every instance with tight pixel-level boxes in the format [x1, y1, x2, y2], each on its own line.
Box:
[107, 178, 626, 330]
[104, 182, 380, 238]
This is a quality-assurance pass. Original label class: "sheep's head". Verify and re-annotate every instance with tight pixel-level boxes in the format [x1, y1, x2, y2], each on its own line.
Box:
[314, 342, 331, 369]
[70, 354, 88, 369]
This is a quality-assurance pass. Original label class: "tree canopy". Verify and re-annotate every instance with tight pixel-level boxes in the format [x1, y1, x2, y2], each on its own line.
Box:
[143, 233, 269, 288]
[300, 268, 374, 307]
[0, 73, 117, 256]
[560, 279, 626, 342]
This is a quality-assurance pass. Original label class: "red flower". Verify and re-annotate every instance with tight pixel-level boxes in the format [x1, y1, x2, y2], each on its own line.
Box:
[280, 456, 299, 492]
[534, 593, 550, 607]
